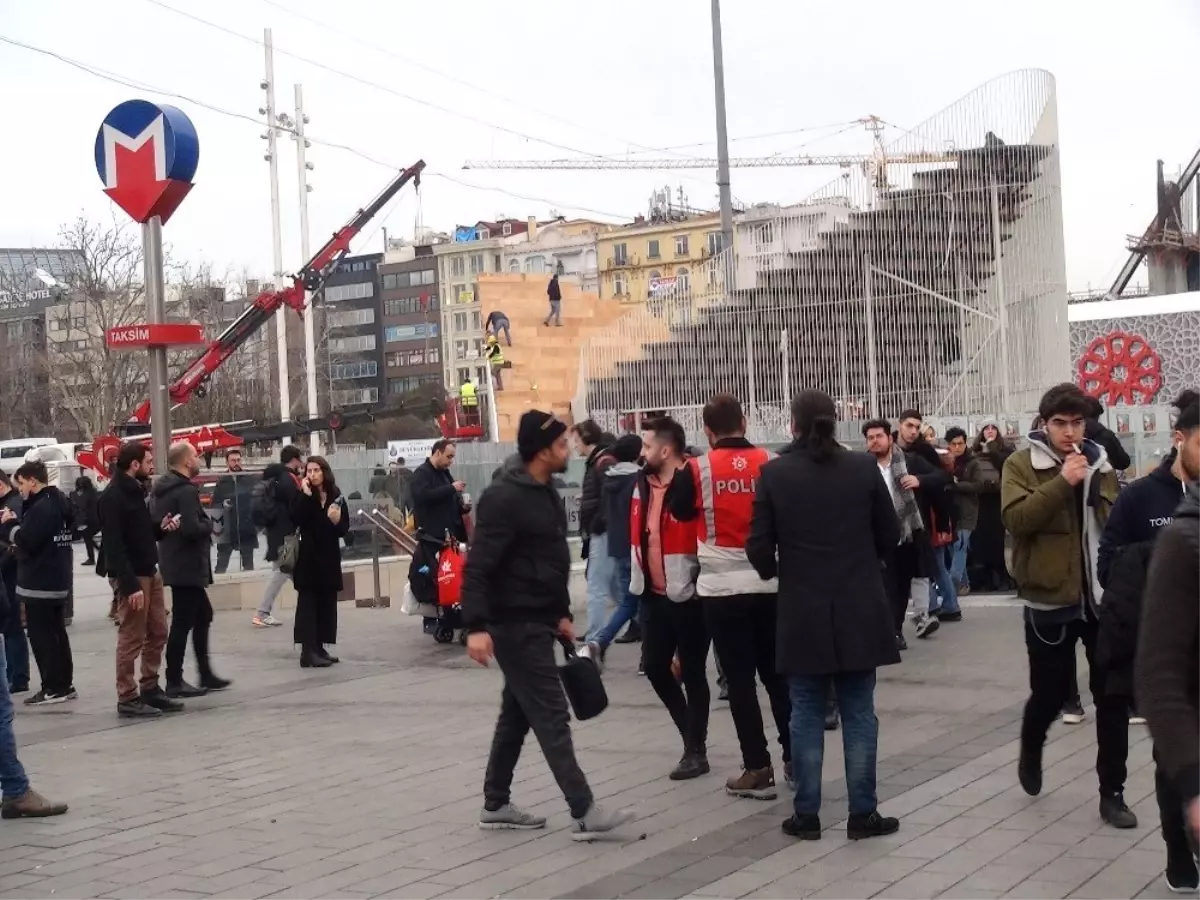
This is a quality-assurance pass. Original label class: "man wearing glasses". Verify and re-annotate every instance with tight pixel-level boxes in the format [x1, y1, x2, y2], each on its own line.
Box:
[1002, 383, 1132, 829]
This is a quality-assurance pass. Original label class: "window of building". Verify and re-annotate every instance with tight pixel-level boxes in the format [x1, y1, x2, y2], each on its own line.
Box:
[524, 256, 545, 274]
[613, 272, 628, 296]
[328, 334, 376, 353]
[382, 273, 397, 290]
[648, 269, 661, 282]
[613, 243, 628, 266]
[331, 360, 378, 380]
[476, 366, 488, 384]
[707, 231, 722, 255]
[324, 281, 374, 303]
[73, 339, 87, 350]
[469, 253, 484, 274]
[501, 222, 512, 236]
[384, 323, 438, 343]
[422, 269, 435, 286]
[384, 296, 423, 317]
[427, 346, 440, 364]
[72, 316, 86, 328]
[457, 367, 471, 385]
[328, 307, 375, 328]
[331, 387, 379, 406]
[471, 310, 481, 330]
[755, 222, 773, 247]
[472, 338, 483, 358]
[454, 284, 474, 304]
[388, 374, 440, 395]
[453, 312, 468, 332]
[676, 267, 690, 293]
[493, 254, 502, 272]
[454, 339, 469, 360]
[387, 349, 434, 368]
[450, 257, 466, 277]
[674, 234, 689, 256]
[476, 227, 490, 240]
[508, 259, 520, 273]
[48, 316, 64, 331]
[647, 239, 660, 259]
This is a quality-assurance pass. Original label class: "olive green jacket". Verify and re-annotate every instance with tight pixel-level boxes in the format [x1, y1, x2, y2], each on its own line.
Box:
[1001, 436, 1119, 610]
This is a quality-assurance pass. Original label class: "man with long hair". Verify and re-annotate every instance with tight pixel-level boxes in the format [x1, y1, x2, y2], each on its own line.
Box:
[748, 390, 900, 840]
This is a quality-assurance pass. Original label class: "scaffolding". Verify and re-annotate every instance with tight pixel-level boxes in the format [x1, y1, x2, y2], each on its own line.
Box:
[577, 69, 1069, 440]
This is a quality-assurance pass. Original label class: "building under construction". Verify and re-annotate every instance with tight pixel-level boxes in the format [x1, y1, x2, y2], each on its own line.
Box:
[574, 69, 1069, 439]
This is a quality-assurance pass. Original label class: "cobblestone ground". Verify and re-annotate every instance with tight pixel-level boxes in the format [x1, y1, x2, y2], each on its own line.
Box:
[0, 555, 1177, 899]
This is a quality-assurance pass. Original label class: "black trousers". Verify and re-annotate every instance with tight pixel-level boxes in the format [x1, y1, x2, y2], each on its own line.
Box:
[166, 585, 214, 685]
[1021, 615, 1128, 795]
[1154, 748, 1197, 857]
[24, 601, 72, 695]
[294, 587, 338, 652]
[215, 543, 255, 574]
[483, 621, 593, 818]
[885, 542, 919, 634]
[81, 528, 98, 563]
[704, 594, 791, 770]
[641, 593, 711, 754]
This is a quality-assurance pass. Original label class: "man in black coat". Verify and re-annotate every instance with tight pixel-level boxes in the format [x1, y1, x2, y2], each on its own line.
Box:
[254, 445, 305, 628]
[99, 443, 180, 719]
[0, 473, 28, 694]
[747, 390, 900, 841]
[410, 440, 468, 543]
[3, 461, 74, 707]
[212, 448, 257, 573]
[573, 421, 616, 642]
[152, 442, 230, 700]
[463, 410, 632, 839]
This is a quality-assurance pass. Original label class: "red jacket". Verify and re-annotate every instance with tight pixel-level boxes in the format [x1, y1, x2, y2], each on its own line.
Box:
[629, 468, 698, 602]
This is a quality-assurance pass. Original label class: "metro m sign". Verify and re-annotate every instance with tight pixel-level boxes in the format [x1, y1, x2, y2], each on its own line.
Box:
[106, 323, 205, 350]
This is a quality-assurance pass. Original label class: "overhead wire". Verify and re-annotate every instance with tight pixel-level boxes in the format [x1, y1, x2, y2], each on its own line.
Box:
[0, 33, 628, 221]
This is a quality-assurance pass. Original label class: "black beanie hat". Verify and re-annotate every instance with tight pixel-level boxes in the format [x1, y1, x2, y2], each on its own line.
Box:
[518, 410, 568, 461]
[611, 433, 643, 463]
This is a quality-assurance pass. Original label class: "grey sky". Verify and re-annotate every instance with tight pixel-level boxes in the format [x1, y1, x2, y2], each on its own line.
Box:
[1, 0, 1195, 292]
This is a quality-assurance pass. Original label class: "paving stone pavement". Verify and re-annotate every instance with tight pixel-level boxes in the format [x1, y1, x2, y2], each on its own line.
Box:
[0, 572, 1180, 900]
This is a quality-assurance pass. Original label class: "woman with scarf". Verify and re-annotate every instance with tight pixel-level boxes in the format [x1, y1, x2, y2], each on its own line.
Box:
[967, 423, 1013, 592]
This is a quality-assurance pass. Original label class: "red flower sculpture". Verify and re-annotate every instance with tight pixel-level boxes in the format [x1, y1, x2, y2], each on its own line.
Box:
[1076, 331, 1163, 405]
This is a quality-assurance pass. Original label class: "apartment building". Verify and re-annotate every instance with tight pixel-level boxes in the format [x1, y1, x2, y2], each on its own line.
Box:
[501, 219, 610, 294]
[595, 203, 723, 305]
[321, 252, 383, 407]
[378, 244, 442, 401]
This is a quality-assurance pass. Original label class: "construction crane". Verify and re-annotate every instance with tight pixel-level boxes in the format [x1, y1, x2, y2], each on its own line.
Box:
[463, 116, 957, 193]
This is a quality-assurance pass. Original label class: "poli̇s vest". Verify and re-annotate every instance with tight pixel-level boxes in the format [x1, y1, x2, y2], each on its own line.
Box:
[629, 477, 698, 602]
[691, 446, 777, 596]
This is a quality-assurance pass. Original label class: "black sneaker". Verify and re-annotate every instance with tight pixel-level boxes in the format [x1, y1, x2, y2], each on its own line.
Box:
[1099, 793, 1138, 829]
[164, 680, 207, 699]
[24, 690, 68, 707]
[847, 810, 900, 840]
[117, 698, 162, 718]
[669, 753, 710, 781]
[1018, 749, 1043, 796]
[937, 610, 963, 622]
[782, 813, 821, 840]
[896, 633, 908, 651]
[1165, 847, 1200, 893]
[140, 688, 185, 713]
[1062, 698, 1086, 724]
[199, 675, 232, 692]
[614, 623, 641, 644]
[824, 704, 840, 731]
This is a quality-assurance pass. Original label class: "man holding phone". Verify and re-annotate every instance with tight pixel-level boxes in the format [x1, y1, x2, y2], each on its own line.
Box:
[1002, 383, 1132, 829]
[98, 444, 182, 719]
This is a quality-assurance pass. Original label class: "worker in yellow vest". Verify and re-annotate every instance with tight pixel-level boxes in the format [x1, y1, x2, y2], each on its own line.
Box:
[486, 334, 505, 392]
[459, 377, 477, 409]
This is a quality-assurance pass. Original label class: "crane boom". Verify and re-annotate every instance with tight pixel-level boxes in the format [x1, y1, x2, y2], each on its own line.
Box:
[462, 151, 955, 171]
[126, 159, 426, 424]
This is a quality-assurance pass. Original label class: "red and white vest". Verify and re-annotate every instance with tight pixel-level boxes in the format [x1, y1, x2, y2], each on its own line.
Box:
[629, 477, 698, 603]
[689, 446, 777, 596]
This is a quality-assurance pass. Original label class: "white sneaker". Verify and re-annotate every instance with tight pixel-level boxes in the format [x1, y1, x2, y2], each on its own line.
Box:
[253, 614, 283, 628]
[914, 613, 940, 639]
[571, 804, 634, 841]
[1129, 715, 1147, 725]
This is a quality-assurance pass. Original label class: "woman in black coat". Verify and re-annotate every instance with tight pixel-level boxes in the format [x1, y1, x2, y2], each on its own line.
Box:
[289, 456, 350, 668]
[746, 390, 901, 840]
[967, 424, 1013, 591]
[70, 476, 100, 566]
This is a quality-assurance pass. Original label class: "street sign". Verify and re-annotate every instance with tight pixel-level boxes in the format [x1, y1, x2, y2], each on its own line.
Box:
[105, 323, 205, 350]
[94, 100, 199, 224]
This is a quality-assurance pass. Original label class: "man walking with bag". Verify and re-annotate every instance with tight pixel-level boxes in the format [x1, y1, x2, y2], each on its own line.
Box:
[463, 410, 632, 841]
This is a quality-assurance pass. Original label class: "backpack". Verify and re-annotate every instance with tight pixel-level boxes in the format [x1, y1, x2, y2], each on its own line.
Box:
[251, 478, 278, 529]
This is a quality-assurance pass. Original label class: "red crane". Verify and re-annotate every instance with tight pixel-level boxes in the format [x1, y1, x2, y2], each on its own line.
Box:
[80, 161, 445, 476]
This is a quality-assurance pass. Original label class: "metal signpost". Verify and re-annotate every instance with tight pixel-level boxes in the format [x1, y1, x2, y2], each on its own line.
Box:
[95, 100, 200, 465]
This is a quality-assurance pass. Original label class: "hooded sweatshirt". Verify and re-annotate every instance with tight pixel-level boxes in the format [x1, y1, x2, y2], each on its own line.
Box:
[461, 455, 572, 631]
[1098, 451, 1187, 585]
[1001, 432, 1119, 622]
[11, 485, 73, 604]
[602, 461, 639, 559]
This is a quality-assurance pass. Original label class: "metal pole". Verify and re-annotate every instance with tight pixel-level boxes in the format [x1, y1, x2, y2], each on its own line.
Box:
[294, 84, 320, 456]
[709, 0, 734, 253]
[143, 216, 170, 467]
[370, 524, 382, 608]
[989, 178, 1011, 410]
[862, 256, 880, 417]
[780, 328, 791, 409]
[745, 328, 756, 425]
[263, 28, 290, 422]
[485, 357, 501, 443]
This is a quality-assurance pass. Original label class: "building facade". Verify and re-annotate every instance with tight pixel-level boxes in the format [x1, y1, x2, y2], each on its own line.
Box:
[379, 245, 442, 401]
[595, 209, 722, 305]
[321, 253, 383, 407]
[501, 219, 609, 294]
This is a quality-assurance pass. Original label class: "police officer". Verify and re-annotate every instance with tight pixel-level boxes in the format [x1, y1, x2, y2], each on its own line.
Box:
[672, 393, 793, 799]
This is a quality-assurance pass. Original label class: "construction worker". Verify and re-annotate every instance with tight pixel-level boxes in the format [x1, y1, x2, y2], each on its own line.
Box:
[460, 378, 478, 424]
[486, 335, 505, 392]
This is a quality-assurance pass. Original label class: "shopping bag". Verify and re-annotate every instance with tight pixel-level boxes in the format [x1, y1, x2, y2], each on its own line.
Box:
[400, 582, 421, 616]
[436, 544, 465, 607]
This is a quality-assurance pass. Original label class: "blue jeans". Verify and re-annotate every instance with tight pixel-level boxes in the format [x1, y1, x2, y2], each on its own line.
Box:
[927, 540, 960, 615]
[789, 671, 878, 817]
[594, 555, 638, 648]
[949, 529, 971, 588]
[0, 643, 29, 801]
[584, 532, 614, 641]
[491, 318, 512, 345]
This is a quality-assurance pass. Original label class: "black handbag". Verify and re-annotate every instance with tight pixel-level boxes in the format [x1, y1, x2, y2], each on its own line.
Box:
[558, 637, 608, 721]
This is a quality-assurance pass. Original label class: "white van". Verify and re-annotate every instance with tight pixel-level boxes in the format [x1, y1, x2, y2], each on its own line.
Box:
[0, 438, 57, 476]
